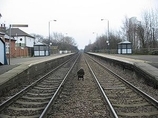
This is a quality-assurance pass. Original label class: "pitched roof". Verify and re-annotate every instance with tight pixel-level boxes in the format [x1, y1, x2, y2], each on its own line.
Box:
[118, 40, 131, 44]
[34, 42, 48, 46]
[0, 31, 5, 35]
[4, 34, 16, 40]
[0, 31, 15, 41]
[6, 28, 35, 38]
[0, 37, 5, 44]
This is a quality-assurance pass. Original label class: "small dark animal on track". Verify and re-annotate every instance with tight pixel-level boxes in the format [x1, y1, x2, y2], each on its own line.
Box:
[77, 68, 85, 80]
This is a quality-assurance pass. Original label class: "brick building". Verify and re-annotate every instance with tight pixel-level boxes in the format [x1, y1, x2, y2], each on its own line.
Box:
[6, 28, 35, 57]
[0, 24, 16, 58]
[0, 24, 35, 57]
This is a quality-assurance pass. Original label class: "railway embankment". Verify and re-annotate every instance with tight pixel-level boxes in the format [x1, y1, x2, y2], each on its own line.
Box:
[87, 52, 158, 88]
[0, 53, 75, 96]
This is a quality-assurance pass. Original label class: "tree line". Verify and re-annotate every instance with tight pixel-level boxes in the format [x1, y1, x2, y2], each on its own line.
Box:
[32, 32, 78, 52]
[85, 8, 158, 54]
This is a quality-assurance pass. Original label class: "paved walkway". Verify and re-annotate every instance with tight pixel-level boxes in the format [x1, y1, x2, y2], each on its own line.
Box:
[0, 65, 19, 75]
[0, 54, 62, 75]
[92, 53, 158, 69]
[89, 53, 158, 86]
[112, 54, 158, 68]
[7, 54, 60, 65]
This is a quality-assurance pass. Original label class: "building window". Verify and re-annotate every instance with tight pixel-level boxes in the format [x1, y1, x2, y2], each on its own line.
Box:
[6, 42, 9, 54]
[122, 44, 126, 49]
[40, 46, 44, 50]
[34, 45, 39, 51]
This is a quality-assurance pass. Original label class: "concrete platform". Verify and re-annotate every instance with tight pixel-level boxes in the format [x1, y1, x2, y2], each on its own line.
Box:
[88, 52, 158, 88]
[0, 53, 75, 95]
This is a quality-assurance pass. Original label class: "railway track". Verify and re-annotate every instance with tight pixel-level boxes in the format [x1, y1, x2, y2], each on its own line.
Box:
[46, 53, 111, 118]
[1, 53, 157, 117]
[39, 53, 158, 118]
[0, 54, 79, 118]
[86, 54, 158, 117]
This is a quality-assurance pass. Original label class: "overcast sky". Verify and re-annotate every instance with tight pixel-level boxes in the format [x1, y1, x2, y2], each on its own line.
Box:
[0, 0, 157, 49]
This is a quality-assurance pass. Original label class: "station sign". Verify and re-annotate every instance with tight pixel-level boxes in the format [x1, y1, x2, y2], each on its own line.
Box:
[11, 24, 28, 27]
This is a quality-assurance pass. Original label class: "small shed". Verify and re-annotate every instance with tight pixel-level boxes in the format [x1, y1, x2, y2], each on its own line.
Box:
[34, 42, 49, 57]
[118, 41, 132, 54]
[0, 34, 8, 65]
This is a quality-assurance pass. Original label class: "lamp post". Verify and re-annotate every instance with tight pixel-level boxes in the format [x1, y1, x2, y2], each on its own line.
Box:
[101, 19, 110, 53]
[48, 20, 57, 55]
[9, 25, 11, 65]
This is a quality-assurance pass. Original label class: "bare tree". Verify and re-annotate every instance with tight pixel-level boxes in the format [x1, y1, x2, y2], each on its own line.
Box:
[109, 31, 122, 49]
[137, 24, 145, 48]
[121, 15, 129, 41]
[31, 34, 45, 43]
[121, 16, 140, 49]
[140, 8, 158, 48]
[121, 9, 158, 51]
[49, 32, 78, 51]
[84, 31, 121, 53]
[52, 32, 64, 43]
[31, 32, 78, 51]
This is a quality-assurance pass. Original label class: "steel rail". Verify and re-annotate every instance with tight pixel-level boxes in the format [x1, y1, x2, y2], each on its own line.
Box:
[0, 54, 78, 112]
[84, 55, 118, 118]
[39, 53, 80, 118]
[87, 54, 158, 108]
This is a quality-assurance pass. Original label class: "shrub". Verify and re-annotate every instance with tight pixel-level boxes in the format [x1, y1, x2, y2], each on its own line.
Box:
[151, 50, 158, 55]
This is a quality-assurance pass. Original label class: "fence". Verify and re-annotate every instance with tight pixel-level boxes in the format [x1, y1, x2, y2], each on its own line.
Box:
[89, 48, 158, 55]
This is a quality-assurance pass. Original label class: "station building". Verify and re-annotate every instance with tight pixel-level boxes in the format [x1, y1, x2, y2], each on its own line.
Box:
[34, 42, 49, 57]
[118, 41, 132, 54]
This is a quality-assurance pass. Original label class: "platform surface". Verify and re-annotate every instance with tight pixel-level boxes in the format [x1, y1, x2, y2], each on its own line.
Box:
[0, 53, 73, 86]
[89, 53, 158, 82]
